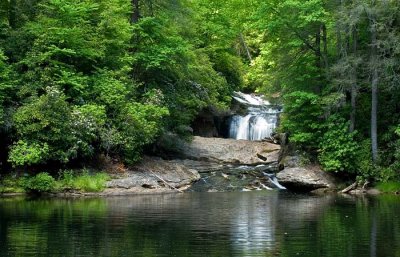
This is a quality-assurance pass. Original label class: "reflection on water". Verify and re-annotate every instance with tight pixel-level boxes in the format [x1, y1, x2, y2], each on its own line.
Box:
[0, 192, 399, 257]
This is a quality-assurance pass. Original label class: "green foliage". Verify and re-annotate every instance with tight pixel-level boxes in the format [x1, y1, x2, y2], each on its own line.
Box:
[8, 140, 49, 167]
[57, 170, 110, 192]
[132, 17, 188, 71]
[3, 0, 400, 187]
[91, 71, 130, 109]
[0, 170, 110, 193]
[71, 104, 106, 155]
[131, 13, 235, 131]
[58, 170, 74, 189]
[117, 103, 169, 164]
[318, 116, 359, 173]
[251, 0, 329, 94]
[12, 87, 77, 163]
[0, 175, 26, 193]
[375, 181, 400, 193]
[0, 0, 252, 172]
[0, 49, 13, 129]
[22, 172, 56, 193]
[281, 91, 323, 147]
[351, 140, 375, 180]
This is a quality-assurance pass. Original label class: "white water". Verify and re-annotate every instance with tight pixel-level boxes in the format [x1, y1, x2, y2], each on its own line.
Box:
[229, 92, 281, 141]
[232, 92, 270, 106]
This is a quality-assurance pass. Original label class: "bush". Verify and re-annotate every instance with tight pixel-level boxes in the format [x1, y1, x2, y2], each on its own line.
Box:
[318, 116, 359, 173]
[281, 91, 323, 148]
[353, 140, 378, 181]
[23, 172, 56, 193]
[8, 141, 49, 167]
[58, 170, 74, 189]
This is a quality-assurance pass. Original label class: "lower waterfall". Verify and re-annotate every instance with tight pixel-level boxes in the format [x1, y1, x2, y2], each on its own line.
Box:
[229, 92, 281, 141]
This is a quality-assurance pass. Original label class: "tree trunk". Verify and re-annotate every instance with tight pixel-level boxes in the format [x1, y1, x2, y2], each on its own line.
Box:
[350, 28, 357, 133]
[315, 25, 322, 93]
[322, 24, 329, 70]
[350, 83, 357, 132]
[370, 14, 379, 163]
[371, 68, 378, 162]
[315, 26, 321, 69]
[149, 0, 154, 17]
[131, 0, 140, 24]
[8, 0, 16, 29]
[240, 33, 252, 62]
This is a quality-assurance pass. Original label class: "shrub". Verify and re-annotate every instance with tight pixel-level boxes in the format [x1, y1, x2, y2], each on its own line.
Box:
[281, 91, 323, 148]
[58, 170, 75, 189]
[23, 172, 56, 193]
[318, 116, 359, 173]
[8, 141, 49, 167]
[353, 140, 378, 181]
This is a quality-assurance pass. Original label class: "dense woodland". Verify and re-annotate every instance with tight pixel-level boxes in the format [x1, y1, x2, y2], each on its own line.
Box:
[0, 0, 400, 184]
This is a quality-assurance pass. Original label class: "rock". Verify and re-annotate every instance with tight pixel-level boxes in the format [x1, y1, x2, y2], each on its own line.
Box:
[106, 156, 200, 194]
[279, 155, 306, 168]
[276, 167, 337, 191]
[348, 188, 367, 195]
[177, 136, 281, 165]
[310, 188, 336, 195]
[366, 188, 381, 195]
[191, 107, 232, 138]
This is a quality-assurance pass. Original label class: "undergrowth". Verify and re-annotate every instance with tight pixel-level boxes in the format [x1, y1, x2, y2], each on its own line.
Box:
[0, 170, 110, 194]
[375, 181, 400, 193]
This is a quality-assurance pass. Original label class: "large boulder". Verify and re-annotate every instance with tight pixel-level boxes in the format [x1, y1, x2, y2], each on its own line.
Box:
[277, 167, 337, 191]
[178, 136, 281, 165]
[105, 156, 200, 194]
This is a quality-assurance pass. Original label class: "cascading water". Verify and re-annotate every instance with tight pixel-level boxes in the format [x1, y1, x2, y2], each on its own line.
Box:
[229, 92, 281, 141]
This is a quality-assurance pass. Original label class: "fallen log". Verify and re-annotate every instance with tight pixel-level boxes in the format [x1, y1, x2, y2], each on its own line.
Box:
[340, 182, 357, 194]
[149, 170, 184, 193]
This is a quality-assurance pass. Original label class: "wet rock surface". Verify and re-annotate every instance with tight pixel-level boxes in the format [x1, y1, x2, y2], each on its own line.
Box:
[188, 165, 284, 192]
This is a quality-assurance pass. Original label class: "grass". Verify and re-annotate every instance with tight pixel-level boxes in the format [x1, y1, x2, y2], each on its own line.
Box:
[70, 172, 110, 192]
[57, 170, 110, 192]
[375, 181, 400, 193]
[0, 175, 26, 194]
[1, 170, 111, 194]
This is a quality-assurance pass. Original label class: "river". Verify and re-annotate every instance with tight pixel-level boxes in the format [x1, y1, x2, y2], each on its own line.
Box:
[0, 191, 399, 257]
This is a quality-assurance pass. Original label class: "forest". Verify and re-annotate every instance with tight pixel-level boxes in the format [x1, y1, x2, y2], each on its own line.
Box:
[0, 0, 400, 187]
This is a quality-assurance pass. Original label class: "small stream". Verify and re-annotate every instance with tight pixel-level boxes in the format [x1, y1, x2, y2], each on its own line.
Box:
[188, 164, 285, 192]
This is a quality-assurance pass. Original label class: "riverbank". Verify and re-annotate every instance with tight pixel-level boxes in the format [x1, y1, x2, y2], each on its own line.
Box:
[2, 135, 398, 197]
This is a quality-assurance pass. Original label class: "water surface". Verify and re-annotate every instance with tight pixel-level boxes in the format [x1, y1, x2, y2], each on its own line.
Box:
[0, 192, 399, 257]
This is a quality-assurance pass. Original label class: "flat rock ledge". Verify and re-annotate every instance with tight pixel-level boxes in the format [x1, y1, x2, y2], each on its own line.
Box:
[104, 156, 201, 195]
[277, 167, 337, 191]
[177, 136, 280, 165]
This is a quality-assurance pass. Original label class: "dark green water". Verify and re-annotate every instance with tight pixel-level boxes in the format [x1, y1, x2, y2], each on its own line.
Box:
[0, 192, 399, 257]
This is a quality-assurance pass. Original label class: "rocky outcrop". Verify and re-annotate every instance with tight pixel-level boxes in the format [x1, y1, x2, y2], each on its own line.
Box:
[103, 135, 282, 194]
[277, 166, 337, 191]
[177, 136, 281, 165]
[105, 156, 200, 194]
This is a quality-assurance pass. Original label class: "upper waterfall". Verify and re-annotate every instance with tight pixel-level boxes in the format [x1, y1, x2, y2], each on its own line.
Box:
[229, 92, 281, 141]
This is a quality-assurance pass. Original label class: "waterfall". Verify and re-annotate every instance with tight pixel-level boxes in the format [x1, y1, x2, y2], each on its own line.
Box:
[229, 92, 281, 141]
